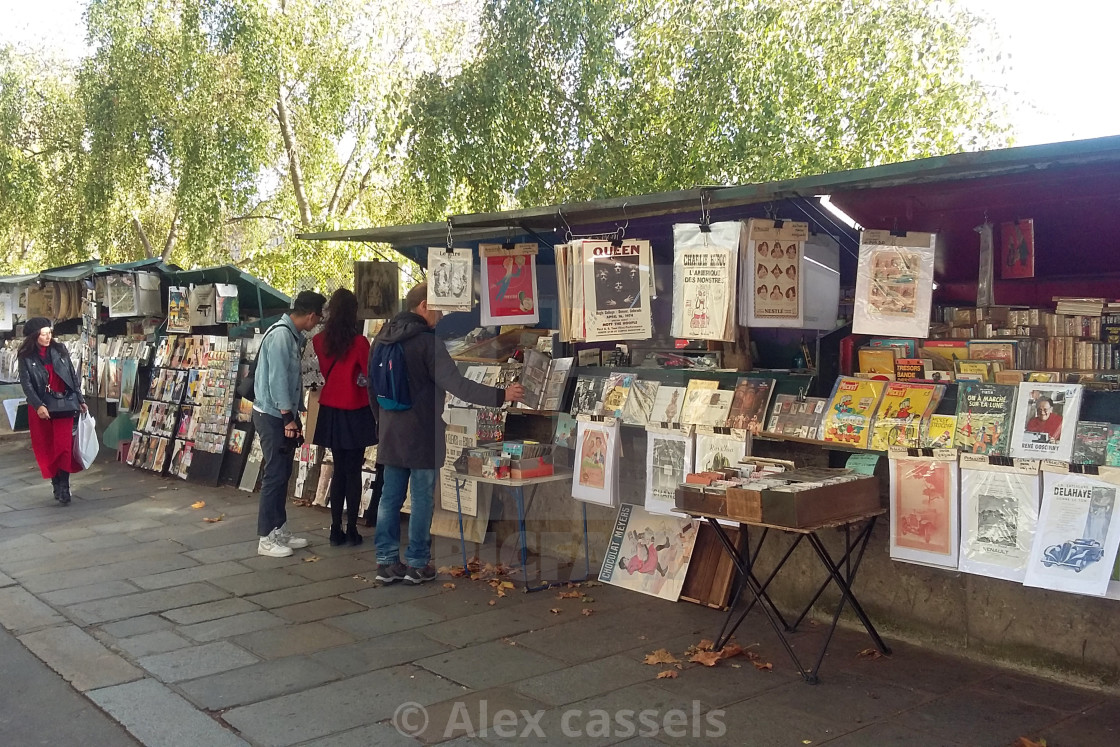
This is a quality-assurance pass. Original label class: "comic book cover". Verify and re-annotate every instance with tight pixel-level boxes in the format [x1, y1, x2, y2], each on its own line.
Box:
[821, 377, 887, 449]
[923, 414, 957, 448]
[726, 377, 776, 433]
[1072, 421, 1110, 466]
[869, 382, 945, 451]
[765, 394, 827, 439]
[953, 383, 1017, 456]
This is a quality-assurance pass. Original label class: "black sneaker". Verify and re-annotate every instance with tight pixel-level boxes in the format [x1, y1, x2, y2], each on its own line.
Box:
[375, 562, 407, 584]
[404, 564, 437, 584]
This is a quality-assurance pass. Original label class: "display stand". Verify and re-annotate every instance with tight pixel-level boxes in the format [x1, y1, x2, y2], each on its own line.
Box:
[451, 471, 590, 592]
[676, 506, 890, 684]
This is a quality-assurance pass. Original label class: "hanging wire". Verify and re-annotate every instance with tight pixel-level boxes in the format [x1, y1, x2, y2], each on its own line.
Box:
[445, 217, 455, 254]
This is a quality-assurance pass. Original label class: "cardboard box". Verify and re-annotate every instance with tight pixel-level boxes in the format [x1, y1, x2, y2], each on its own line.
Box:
[510, 455, 554, 480]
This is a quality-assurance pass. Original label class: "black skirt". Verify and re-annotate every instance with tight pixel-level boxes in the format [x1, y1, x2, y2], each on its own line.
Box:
[312, 404, 378, 451]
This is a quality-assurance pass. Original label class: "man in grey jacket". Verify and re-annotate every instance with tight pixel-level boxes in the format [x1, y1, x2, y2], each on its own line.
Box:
[370, 282, 524, 583]
[253, 290, 326, 558]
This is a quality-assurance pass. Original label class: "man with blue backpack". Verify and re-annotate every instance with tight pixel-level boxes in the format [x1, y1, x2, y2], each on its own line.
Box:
[369, 282, 524, 584]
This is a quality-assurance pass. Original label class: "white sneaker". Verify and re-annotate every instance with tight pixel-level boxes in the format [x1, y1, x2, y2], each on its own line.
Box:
[276, 524, 309, 549]
[258, 534, 293, 557]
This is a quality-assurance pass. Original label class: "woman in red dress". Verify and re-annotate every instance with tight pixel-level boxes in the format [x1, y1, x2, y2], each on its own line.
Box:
[17, 317, 88, 505]
[311, 289, 380, 546]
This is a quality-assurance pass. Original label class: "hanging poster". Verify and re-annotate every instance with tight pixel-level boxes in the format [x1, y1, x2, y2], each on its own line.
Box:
[853, 230, 936, 338]
[119, 359, 139, 411]
[135, 271, 162, 316]
[581, 239, 653, 342]
[741, 218, 808, 328]
[167, 286, 191, 333]
[694, 429, 747, 472]
[188, 284, 216, 327]
[645, 428, 694, 515]
[215, 283, 239, 324]
[599, 503, 699, 602]
[479, 243, 539, 326]
[958, 454, 1041, 583]
[427, 247, 473, 312]
[888, 449, 960, 569]
[106, 273, 139, 318]
[671, 221, 741, 342]
[354, 261, 400, 319]
[1025, 467, 1120, 597]
[0, 293, 11, 331]
[1009, 383, 1083, 462]
[572, 418, 620, 506]
[1000, 218, 1035, 279]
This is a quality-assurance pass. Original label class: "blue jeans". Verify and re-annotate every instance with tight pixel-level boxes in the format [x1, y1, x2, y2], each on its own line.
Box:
[253, 410, 293, 537]
[376, 466, 436, 568]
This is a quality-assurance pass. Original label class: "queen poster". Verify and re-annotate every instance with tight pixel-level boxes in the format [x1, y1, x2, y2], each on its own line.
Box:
[480, 243, 539, 326]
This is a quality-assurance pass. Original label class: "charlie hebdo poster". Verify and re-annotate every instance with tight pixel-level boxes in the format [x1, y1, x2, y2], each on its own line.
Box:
[581, 239, 652, 341]
[671, 221, 741, 342]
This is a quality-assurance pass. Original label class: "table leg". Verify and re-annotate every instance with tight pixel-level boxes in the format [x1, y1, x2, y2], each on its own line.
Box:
[715, 528, 800, 648]
[566, 502, 592, 583]
[513, 485, 530, 589]
[454, 478, 468, 570]
[804, 518, 891, 677]
[789, 525, 870, 631]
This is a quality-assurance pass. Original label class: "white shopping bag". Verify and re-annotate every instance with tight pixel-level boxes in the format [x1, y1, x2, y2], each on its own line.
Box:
[77, 412, 99, 469]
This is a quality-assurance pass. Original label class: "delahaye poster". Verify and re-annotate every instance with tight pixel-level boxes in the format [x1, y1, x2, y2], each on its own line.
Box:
[581, 239, 652, 342]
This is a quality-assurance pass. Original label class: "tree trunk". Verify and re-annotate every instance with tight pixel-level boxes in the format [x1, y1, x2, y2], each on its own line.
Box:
[133, 217, 155, 259]
[276, 92, 313, 229]
[340, 166, 374, 220]
[161, 210, 180, 263]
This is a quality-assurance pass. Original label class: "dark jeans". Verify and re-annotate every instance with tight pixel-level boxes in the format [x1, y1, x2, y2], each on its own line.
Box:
[376, 466, 436, 568]
[329, 447, 365, 527]
[254, 410, 293, 537]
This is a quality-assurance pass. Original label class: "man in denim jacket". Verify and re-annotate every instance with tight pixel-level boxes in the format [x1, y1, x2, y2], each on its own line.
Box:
[253, 290, 325, 557]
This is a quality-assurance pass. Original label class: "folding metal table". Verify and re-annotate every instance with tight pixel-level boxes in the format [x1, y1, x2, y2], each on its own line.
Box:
[452, 471, 591, 591]
[675, 507, 890, 684]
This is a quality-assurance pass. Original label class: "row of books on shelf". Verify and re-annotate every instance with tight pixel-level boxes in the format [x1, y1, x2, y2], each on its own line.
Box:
[858, 337, 1120, 381]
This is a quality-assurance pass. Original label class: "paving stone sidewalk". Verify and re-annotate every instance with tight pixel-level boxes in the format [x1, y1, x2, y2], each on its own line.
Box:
[0, 437, 1118, 746]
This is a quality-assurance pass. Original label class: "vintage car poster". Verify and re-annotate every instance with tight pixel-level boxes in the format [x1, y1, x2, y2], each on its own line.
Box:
[427, 247, 473, 312]
[1009, 383, 1083, 462]
[645, 428, 694, 516]
[958, 455, 1040, 583]
[853, 230, 936, 338]
[355, 261, 400, 320]
[1000, 218, 1035, 279]
[167, 286, 191, 333]
[888, 449, 960, 569]
[480, 243, 539, 326]
[671, 221, 740, 342]
[599, 503, 699, 602]
[741, 218, 808, 328]
[571, 419, 619, 506]
[581, 239, 652, 342]
[1025, 468, 1120, 597]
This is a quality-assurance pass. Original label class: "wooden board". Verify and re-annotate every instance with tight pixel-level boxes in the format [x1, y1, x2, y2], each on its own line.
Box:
[680, 522, 740, 609]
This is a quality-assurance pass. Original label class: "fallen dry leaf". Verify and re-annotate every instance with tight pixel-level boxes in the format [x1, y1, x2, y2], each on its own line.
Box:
[643, 649, 680, 666]
[496, 588, 507, 598]
[499, 580, 514, 590]
[690, 650, 722, 667]
[752, 660, 773, 671]
[202, 514, 225, 523]
[719, 643, 744, 660]
[100, 487, 112, 491]
[656, 670, 679, 679]
[730, 663, 742, 669]
[557, 590, 581, 599]
[858, 648, 883, 660]
[292, 499, 312, 507]
[581, 608, 594, 616]
[191, 501, 205, 509]
[302, 556, 320, 563]
[442, 582, 456, 590]
[549, 608, 562, 614]
[1012, 738, 1046, 747]
[580, 595, 595, 603]
[583, 580, 603, 587]
[488, 599, 497, 606]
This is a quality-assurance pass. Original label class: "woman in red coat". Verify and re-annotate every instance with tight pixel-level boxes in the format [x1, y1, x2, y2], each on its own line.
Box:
[312, 289, 379, 545]
[17, 317, 88, 505]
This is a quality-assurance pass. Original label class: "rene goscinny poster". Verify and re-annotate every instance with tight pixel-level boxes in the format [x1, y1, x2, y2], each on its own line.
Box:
[581, 239, 652, 342]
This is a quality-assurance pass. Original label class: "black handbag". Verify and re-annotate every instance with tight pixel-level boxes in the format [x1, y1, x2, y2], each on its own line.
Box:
[43, 389, 80, 419]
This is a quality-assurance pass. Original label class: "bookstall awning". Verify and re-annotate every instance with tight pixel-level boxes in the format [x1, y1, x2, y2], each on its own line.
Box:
[295, 133, 1120, 266]
[0, 273, 39, 286]
[37, 260, 106, 282]
[165, 264, 290, 316]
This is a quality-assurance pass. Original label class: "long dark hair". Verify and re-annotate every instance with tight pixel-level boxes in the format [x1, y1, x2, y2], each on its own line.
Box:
[17, 327, 58, 359]
[322, 288, 360, 359]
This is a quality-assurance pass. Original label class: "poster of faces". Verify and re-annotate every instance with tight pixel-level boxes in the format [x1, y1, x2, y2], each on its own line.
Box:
[581, 239, 652, 342]
[742, 218, 807, 328]
[427, 247, 473, 312]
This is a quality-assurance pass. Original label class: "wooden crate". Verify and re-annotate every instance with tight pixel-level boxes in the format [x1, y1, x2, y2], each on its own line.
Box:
[759, 476, 880, 528]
